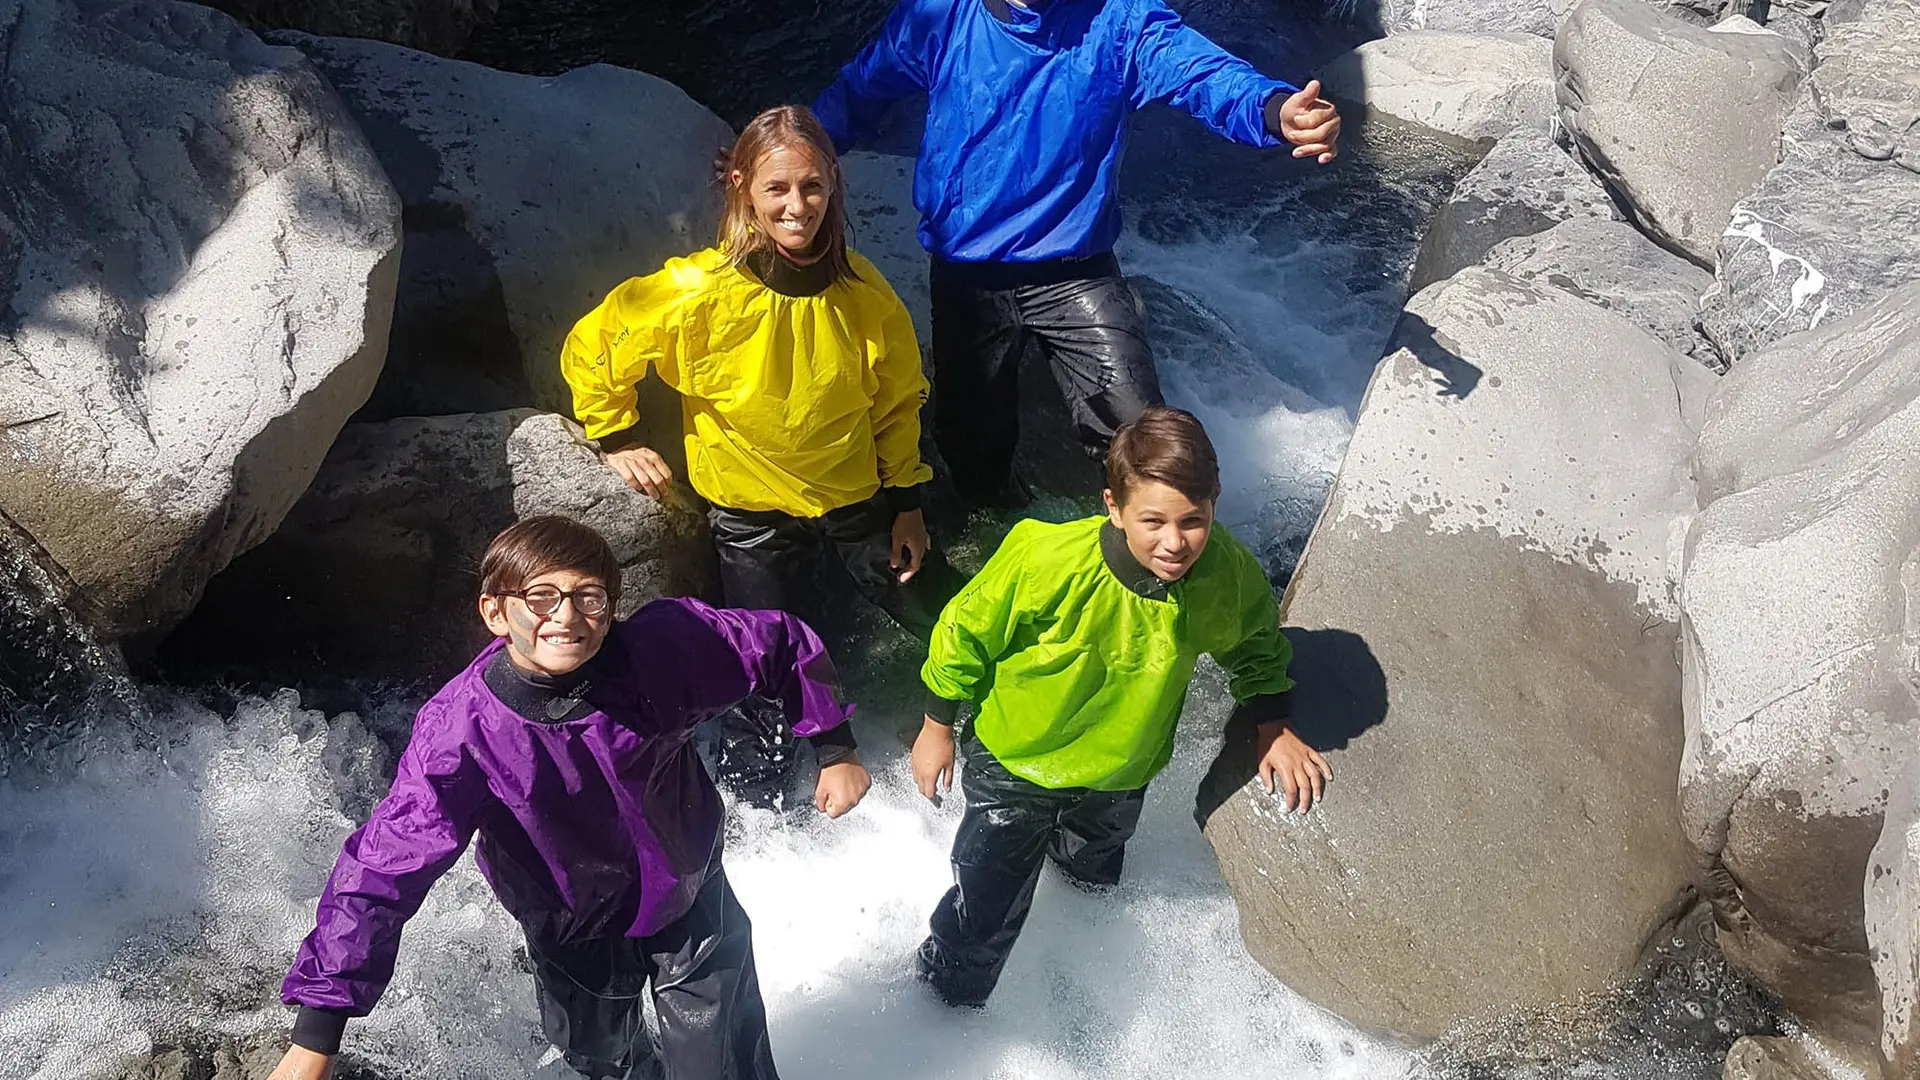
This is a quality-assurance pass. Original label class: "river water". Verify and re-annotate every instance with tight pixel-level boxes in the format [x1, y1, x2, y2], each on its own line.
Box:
[0, 1, 1780, 1077]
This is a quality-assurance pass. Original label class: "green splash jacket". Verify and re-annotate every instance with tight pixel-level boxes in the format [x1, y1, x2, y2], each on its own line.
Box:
[923, 516, 1294, 791]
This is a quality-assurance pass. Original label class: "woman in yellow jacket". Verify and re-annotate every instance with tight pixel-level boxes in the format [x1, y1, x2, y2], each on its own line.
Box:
[561, 104, 964, 801]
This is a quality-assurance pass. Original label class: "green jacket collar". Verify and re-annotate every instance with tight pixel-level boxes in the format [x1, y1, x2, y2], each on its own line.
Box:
[1100, 521, 1171, 600]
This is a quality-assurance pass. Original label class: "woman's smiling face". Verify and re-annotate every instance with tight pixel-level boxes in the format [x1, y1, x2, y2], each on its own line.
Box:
[739, 144, 831, 260]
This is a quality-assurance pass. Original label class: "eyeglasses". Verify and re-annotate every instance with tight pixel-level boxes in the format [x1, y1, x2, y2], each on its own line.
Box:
[496, 585, 612, 618]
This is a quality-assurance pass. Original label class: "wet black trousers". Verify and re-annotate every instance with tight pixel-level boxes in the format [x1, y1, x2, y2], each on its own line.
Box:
[929, 254, 1164, 504]
[529, 871, 776, 1080]
[917, 740, 1149, 1007]
[699, 493, 966, 799]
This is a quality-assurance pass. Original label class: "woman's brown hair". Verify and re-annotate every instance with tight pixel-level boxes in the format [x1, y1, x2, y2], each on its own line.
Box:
[478, 515, 623, 607]
[1106, 405, 1223, 506]
[717, 105, 857, 284]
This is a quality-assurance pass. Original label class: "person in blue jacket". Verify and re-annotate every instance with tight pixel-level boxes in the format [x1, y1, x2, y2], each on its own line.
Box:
[814, 0, 1342, 508]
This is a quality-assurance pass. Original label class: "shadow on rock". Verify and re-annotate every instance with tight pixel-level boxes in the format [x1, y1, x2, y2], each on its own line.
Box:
[1193, 626, 1387, 827]
[1393, 311, 1485, 399]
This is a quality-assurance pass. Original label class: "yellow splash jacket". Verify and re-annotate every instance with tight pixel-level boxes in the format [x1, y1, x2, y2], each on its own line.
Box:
[922, 516, 1295, 791]
[561, 246, 932, 517]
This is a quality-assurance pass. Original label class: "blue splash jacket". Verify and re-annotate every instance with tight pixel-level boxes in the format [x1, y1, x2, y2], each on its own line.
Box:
[814, 0, 1299, 263]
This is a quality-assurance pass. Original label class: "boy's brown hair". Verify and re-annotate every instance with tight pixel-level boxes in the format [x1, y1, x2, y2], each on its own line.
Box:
[477, 515, 622, 605]
[1105, 405, 1222, 506]
[717, 105, 857, 285]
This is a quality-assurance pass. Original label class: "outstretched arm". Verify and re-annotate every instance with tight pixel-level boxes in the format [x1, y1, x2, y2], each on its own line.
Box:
[1212, 549, 1329, 812]
[560, 270, 689, 499]
[813, 0, 934, 153]
[1131, 1, 1340, 162]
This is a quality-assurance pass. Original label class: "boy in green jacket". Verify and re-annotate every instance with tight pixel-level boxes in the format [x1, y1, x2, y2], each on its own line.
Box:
[909, 405, 1332, 1007]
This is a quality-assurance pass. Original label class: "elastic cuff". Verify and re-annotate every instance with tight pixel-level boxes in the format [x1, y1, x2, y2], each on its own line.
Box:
[923, 693, 962, 726]
[1235, 690, 1293, 730]
[290, 1006, 350, 1055]
[1263, 91, 1287, 141]
[596, 426, 643, 454]
[882, 483, 925, 514]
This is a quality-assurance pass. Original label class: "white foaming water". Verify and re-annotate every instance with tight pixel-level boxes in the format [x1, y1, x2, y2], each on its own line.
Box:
[0, 683, 1411, 1080]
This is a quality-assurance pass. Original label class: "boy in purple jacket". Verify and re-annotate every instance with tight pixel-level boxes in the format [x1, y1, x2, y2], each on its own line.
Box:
[265, 516, 871, 1080]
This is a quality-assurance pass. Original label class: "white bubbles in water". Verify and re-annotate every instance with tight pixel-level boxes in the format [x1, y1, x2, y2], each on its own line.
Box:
[0, 689, 1409, 1080]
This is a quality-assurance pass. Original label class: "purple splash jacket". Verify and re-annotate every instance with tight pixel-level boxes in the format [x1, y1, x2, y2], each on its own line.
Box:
[281, 597, 851, 1018]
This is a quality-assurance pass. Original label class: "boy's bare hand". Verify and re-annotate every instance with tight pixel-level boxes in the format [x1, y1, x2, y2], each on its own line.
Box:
[891, 509, 930, 583]
[267, 1046, 333, 1080]
[815, 756, 872, 818]
[604, 445, 675, 500]
[1279, 79, 1341, 163]
[1256, 722, 1332, 813]
[912, 716, 956, 802]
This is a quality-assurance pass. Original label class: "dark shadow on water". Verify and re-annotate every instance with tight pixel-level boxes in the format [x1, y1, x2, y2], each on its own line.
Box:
[1192, 626, 1386, 827]
[1393, 310, 1484, 399]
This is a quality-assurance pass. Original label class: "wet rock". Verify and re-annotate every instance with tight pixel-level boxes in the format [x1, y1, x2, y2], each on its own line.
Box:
[1680, 283, 1920, 1069]
[277, 33, 733, 423]
[1704, 94, 1920, 365]
[1869, 754, 1920, 1080]
[1554, 0, 1804, 265]
[0, 0, 402, 647]
[155, 411, 714, 687]
[1482, 217, 1722, 370]
[1721, 1035, 1829, 1080]
[1409, 127, 1617, 290]
[1808, 0, 1920, 168]
[1374, 0, 1568, 38]
[1202, 267, 1713, 1039]
[1321, 32, 1555, 148]
[198, 0, 497, 54]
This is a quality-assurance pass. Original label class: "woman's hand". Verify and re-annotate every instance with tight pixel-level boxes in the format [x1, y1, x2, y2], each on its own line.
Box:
[1279, 80, 1342, 163]
[815, 755, 873, 818]
[1256, 722, 1332, 812]
[891, 509, 930, 583]
[911, 716, 956, 803]
[604, 445, 675, 500]
[267, 1046, 333, 1080]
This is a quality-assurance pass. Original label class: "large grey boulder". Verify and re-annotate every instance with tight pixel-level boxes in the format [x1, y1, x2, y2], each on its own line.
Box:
[1869, 755, 1920, 1080]
[1321, 32, 1555, 148]
[1680, 283, 1920, 1068]
[1554, 0, 1804, 265]
[278, 34, 734, 428]
[200, 0, 497, 54]
[1203, 266, 1713, 1039]
[161, 411, 715, 685]
[1809, 0, 1920, 167]
[0, 0, 401, 646]
[1409, 127, 1617, 290]
[1482, 216, 1722, 370]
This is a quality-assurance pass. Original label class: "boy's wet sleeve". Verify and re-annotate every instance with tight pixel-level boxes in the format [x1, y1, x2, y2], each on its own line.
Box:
[675, 597, 854, 739]
[559, 266, 689, 442]
[1128, 0, 1297, 148]
[812, 0, 932, 153]
[281, 706, 483, 1022]
[867, 278, 934, 493]
[1213, 546, 1297, 703]
[921, 523, 1034, 705]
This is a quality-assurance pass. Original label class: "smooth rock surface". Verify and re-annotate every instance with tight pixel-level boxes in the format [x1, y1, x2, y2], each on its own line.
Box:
[1870, 754, 1920, 1080]
[1321, 32, 1555, 147]
[200, 0, 496, 53]
[1482, 216, 1721, 369]
[280, 33, 734, 427]
[1554, 0, 1803, 265]
[1681, 283, 1920, 1065]
[1705, 95, 1920, 365]
[1809, 0, 1920, 168]
[1720, 1036, 1836, 1080]
[0, 0, 401, 644]
[1409, 127, 1617, 290]
[1203, 266, 1712, 1039]
[157, 411, 715, 685]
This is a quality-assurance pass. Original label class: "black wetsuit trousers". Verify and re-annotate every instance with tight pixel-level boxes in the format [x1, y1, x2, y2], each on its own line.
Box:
[700, 492, 966, 801]
[929, 253, 1164, 504]
[529, 870, 775, 1080]
[917, 739, 1149, 1007]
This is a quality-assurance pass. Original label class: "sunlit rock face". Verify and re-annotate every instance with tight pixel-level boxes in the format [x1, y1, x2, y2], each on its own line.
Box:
[0, 0, 401, 647]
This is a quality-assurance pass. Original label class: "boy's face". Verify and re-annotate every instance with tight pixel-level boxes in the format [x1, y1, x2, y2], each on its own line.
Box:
[478, 567, 613, 677]
[1104, 481, 1214, 582]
